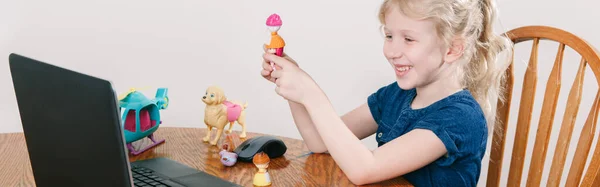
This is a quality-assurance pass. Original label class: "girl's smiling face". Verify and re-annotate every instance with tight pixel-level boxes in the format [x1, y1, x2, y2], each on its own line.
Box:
[382, 7, 450, 91]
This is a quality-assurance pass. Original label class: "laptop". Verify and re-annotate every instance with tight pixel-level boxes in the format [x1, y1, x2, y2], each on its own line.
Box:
[8, 53, 241, 187]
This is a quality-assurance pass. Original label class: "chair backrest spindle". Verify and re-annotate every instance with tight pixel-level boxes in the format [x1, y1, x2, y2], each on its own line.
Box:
[506, 37, 540, 186]
[486, 25, 600, 187]
[547, 58, 587, 186]
[525, 42, 565, 187]
[569, 90, 600, 186]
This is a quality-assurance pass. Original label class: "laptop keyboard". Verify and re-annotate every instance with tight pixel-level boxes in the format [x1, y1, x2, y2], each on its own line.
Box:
[131, 165, 171, 187]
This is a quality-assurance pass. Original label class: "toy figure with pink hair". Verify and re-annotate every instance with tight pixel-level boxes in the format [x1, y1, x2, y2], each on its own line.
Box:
[265, 13, 285, 69]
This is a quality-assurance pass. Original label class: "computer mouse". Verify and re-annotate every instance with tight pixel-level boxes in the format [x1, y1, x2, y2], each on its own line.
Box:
[233, 135, 287, 162]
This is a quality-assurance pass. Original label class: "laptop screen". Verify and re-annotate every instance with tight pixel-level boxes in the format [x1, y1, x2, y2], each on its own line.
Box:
[8, 53, 133, 187]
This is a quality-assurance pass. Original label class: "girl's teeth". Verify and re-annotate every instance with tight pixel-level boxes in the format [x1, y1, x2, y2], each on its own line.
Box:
[397, 66, 411, 72]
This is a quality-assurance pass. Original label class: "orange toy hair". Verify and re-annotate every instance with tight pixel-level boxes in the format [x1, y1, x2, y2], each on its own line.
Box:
[253, 152, 270, 165]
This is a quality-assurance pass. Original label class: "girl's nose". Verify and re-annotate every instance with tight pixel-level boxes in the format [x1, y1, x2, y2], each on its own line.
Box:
[385, 43, 404, 59]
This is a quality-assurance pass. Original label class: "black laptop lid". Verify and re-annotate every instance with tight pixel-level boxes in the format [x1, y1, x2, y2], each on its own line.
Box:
[8, 53, 132, 187]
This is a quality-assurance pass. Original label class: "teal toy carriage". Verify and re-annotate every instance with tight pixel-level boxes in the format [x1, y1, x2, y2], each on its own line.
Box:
[118, 88, 169, 155]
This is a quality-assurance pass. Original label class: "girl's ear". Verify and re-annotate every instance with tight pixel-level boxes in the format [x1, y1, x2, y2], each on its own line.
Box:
[444, 36, 465, 63]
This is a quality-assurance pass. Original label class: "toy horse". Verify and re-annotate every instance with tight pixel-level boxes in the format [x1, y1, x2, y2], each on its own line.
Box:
[119, 88, 169, 155]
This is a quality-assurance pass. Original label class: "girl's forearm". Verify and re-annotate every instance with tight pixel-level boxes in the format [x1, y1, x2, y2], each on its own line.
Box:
[288, 101, 328, 153]
[304, 93, 375, 183]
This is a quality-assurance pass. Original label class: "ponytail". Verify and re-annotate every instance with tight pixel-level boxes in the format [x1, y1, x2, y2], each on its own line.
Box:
[465, 0, 513, 127]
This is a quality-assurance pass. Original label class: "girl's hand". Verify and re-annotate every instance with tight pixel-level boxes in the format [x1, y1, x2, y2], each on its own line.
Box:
[263, 53, 321, 105]
[260, 45, 298, 83]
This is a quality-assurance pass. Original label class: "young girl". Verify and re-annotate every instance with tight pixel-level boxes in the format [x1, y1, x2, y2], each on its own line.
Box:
[260, 0, 512, 186]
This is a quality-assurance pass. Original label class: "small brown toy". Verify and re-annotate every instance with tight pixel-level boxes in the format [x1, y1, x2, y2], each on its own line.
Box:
[220, 133, 243, 152]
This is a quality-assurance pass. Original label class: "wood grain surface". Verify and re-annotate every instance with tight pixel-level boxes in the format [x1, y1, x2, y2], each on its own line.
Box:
[0, 127, 412, 187]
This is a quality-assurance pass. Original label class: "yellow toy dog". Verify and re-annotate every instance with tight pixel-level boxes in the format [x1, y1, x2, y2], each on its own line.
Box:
[202, 86, 247, 145]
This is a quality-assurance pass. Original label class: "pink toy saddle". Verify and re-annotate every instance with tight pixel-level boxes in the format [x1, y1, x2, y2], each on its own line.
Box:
[223, 101, 242, 122]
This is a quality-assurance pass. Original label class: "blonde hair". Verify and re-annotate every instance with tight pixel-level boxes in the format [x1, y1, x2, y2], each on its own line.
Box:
[378, 0, 513, 128]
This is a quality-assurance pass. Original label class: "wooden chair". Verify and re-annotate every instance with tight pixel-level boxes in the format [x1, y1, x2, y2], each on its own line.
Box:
[486, 25, 600, 187]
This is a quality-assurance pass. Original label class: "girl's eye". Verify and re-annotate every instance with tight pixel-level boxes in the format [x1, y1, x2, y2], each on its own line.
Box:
[211, 94, 214, 97]
[384, 34, 392, 40]
[405, 37, 414, 42]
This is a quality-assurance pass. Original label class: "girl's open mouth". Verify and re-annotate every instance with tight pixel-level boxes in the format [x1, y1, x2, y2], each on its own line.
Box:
[395, 65, 412, 77]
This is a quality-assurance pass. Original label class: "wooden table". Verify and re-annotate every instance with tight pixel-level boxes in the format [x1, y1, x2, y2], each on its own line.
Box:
[0, 127, 412, 187]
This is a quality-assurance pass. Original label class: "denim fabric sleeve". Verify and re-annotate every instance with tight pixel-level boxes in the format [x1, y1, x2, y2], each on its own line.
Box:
[413, 103, 487, 166]
[367, 82, 397, 123]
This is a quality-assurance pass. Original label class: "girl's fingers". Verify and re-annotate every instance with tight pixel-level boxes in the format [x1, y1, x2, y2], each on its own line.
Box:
[275, 78, 281, 87]
[262, 60, 272, 71]
[261, 69, 271, 77]
[270, 69, 282, 79]
[260, 70, 276, 83]
[274, 63, 283, 70]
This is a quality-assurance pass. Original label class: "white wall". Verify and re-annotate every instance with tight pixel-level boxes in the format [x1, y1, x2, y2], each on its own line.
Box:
[1, 0, 599, 186]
